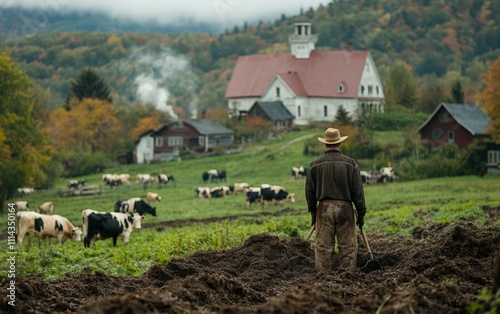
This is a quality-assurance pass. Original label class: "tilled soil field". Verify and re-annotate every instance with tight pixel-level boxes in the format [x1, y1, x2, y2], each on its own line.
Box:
[2, 205, 500, 314]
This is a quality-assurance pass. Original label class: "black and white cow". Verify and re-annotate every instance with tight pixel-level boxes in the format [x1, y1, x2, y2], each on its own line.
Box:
[260, 184, 295, 206]
[102, 174, 121, 188]
[158, 174, 175, 187]
[202, 169, 227, 183]
[291, 166, 308, 180]
[82, 210, 143, 248]
[68, 179, 86, 189]
[360, 171, 372, 184]
[114, 198, 157, 216]
[195, 187, 211, 199]
[245, 187, 262, 206]
[377, 167, 395, 183]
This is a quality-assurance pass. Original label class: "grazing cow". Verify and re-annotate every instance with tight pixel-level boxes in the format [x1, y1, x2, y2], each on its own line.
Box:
[37, 201, 54, 214]
[115, 198, 157, 216]
[210, 186, 230, 198]
[68, 179, 86, 189]
[202, 169, 227, 183]
[360, 171, 372, 184]
[261, 185, 295, 206]
[215, 170, 227, 182]
[291, 166, 308, 179]
[147, 192, 162, 203]
[117, 174, 131, 186]
[195, 187, 211, 199]
[232, 183, 250, 195]
[136, 174, 155, 184]
[102, 174, 121, 188]
[202, 172, 210, 183]
[158, 174, 175, 187]
[82, 210, 143, 248]
[16, 212, 82, 248]
[17, 187, 35, 196]
[378, 167, 395, 183]
[15, 201, 29, 211]
[245, 187, 262, 206]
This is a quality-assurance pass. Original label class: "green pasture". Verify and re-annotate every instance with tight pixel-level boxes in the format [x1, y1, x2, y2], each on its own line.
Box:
[1, 129, 499, 281]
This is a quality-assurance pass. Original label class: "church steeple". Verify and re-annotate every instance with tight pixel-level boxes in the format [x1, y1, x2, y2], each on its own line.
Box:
[288, 23, 317, 59]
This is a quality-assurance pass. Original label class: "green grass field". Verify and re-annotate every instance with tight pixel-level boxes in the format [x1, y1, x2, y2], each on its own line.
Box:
[1, 130, 499, 280]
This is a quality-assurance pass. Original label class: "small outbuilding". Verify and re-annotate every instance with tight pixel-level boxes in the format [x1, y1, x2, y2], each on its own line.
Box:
[248, 101, 295, 130]
[135, 119, 234, 164]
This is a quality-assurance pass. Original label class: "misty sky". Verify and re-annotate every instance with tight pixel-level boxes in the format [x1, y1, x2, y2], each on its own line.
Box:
[5, 0, 329, 30]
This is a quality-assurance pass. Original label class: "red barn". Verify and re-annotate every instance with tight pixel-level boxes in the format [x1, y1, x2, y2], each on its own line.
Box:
[418, 103, 500, 174]
[418, 103, 490, 149]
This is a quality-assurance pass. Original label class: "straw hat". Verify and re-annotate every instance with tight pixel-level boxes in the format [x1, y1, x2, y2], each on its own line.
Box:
[317, 128, 348, 145]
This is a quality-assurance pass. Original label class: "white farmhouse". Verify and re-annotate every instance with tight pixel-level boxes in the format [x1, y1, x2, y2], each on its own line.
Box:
[225, 22, 385, 126]
[135, 130, 155, 164]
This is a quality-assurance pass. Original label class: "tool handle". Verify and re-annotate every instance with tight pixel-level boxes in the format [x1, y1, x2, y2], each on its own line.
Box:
[306, 224, 315, 241]
[360, 227, 373, 255]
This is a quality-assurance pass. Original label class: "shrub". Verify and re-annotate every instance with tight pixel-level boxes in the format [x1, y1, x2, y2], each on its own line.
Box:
[363, 111, 428, 131]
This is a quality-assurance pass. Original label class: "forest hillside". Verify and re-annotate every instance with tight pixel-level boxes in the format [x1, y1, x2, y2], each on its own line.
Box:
[1, 0, 499, 115]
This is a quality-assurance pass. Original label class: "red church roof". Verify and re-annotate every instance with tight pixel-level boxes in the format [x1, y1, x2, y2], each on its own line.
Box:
[225, 50, 369, 99]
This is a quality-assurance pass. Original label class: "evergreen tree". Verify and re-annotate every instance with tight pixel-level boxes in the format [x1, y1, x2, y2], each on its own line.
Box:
[65, 68, 112, 109]
[451, 79, 464, 104]
[334, 105, 352, 125]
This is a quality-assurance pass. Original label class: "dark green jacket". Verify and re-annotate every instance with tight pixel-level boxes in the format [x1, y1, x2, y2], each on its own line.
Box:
[305, 149, 367, 217]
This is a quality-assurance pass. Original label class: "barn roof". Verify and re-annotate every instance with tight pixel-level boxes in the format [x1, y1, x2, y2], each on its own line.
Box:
[225, 50, 369, 99]
[251, 101, 295, 121]
[418, 103, 490, 135]
[184, 119, 234, 135]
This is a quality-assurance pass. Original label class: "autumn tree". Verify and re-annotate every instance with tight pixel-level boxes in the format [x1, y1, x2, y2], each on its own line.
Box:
[50, 98, 124, 153]
[0, 51, 52, 207]
[384, 61, 420, 111]
[65, 68, 113, 109]
[479, 57, 500, 144]
[131, 110, 170, 141]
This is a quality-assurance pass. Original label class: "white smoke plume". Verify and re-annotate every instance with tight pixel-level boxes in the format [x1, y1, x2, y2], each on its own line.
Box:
[123, 47, 198, 120]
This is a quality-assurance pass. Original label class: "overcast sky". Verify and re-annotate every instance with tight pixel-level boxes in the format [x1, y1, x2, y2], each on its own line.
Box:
[5, 0, 329, 30]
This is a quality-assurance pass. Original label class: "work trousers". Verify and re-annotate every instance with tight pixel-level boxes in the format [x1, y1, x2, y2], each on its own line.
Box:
[315, 200, 357, 272]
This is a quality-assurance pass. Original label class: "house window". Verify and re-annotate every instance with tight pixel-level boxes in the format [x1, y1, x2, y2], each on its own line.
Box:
[448, 131, 454, 143]
[324, 106, 328, 117]
[297, 106, 301, 117]
[488, 150, 500, 164]
[376, 86, 379, 95]
[155, 137, 163, 147]
[199, 136, 205, 146]
[439, 112, 451, 122]
[361, 85, 365, 95]
[337, 83, 345, 93]
[146, 138, 153, 149]
[366, 62, 370, 72]
[368, 85, 373, 95]
[168, 136, 183, 146]
[431, 129, 443, 141]
[276, 87, 280, 98]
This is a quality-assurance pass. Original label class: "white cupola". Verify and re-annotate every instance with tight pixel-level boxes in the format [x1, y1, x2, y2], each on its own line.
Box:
[288, 23, 317, 59]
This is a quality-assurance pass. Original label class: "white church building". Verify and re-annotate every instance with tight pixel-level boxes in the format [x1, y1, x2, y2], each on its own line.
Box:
[225, 23, 385, 125]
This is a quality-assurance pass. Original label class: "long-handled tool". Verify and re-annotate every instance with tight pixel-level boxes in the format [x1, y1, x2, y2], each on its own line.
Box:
[305, 224, 315, 241]
[360, 226, 382, 272]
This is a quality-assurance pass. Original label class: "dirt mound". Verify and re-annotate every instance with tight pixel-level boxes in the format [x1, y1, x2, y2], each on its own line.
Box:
[2, 208, 500, 314]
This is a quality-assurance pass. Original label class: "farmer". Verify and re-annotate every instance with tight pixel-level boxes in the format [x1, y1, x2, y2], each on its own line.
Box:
[305, 127, 367, 271]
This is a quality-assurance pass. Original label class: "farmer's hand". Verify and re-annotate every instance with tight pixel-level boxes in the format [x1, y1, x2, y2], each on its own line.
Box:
[356, 215, 364, 228]
[311, 212, 316, 226]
